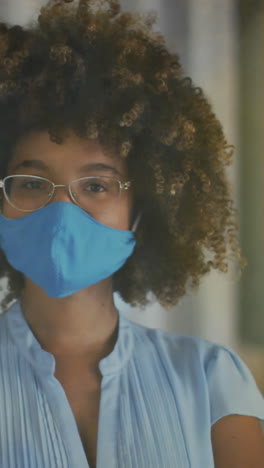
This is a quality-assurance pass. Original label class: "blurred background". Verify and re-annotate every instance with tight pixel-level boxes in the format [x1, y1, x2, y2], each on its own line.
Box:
[0, 0, 263, 400]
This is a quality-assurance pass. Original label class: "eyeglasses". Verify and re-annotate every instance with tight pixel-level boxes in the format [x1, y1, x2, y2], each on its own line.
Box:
[0, 175, 131, 213]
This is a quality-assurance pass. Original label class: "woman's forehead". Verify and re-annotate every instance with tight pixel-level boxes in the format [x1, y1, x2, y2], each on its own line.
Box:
[9, 129, 128, 177]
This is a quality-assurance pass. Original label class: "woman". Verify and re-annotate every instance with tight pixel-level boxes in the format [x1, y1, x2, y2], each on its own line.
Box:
[0, 1, 263, 467]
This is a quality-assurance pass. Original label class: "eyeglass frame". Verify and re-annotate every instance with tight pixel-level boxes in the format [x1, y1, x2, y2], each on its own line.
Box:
[0, 174, 132, 213]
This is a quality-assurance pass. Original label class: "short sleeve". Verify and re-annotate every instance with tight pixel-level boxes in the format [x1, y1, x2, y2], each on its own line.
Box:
[206, 344, 264, 426]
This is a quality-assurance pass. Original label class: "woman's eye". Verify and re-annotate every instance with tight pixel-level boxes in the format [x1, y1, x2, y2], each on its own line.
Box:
[84, 183, 106, 193]
[23, 181, 43, 190]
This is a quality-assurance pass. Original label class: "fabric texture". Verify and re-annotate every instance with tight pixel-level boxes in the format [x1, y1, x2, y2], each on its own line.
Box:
[0, 202, 136, 298]
[0, 300, 263, 468]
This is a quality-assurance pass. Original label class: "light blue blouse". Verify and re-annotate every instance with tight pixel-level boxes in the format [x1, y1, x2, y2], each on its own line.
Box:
[0, 300, 264, 468]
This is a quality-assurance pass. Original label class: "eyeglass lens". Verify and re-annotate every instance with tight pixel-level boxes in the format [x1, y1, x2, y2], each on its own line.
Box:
[3, 176, 121, 212]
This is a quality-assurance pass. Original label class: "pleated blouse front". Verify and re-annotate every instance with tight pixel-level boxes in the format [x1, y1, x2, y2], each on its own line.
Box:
[0, 300, 264, 468]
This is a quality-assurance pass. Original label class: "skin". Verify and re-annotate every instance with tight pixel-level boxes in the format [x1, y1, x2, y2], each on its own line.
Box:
[212, 414, 264, 468]
[2, 129, 134, 372]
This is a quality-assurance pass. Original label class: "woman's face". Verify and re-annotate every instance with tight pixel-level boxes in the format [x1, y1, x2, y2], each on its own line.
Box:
[2, 130, 133, 230]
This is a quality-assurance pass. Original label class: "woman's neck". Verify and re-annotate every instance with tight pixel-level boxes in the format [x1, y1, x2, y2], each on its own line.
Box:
[20, 277, 119, 366]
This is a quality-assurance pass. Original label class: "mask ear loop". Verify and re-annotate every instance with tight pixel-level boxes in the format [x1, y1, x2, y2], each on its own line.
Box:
[131, 211, 143, 233]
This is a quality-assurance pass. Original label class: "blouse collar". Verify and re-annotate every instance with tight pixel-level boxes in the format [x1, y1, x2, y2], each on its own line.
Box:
[5, 300, 135, 378]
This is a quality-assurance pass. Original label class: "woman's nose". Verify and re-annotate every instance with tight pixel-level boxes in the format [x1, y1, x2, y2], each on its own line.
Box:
[51, 185, 74, 204]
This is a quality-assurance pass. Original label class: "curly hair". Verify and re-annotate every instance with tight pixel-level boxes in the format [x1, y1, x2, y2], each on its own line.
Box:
[0, 0, 244, 311]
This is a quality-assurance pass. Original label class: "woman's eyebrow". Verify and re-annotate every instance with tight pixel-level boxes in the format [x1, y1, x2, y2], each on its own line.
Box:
[11, 159, 122, 176]
[79, 162, 121, 177]
[12, 159, 48, 172]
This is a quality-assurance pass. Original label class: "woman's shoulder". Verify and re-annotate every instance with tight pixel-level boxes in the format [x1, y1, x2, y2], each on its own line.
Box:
[123, 312, 264, 425]
[122, 311, 233, 368]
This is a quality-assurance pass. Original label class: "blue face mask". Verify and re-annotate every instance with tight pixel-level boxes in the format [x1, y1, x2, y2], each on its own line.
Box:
[0, 201, 136, 297]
